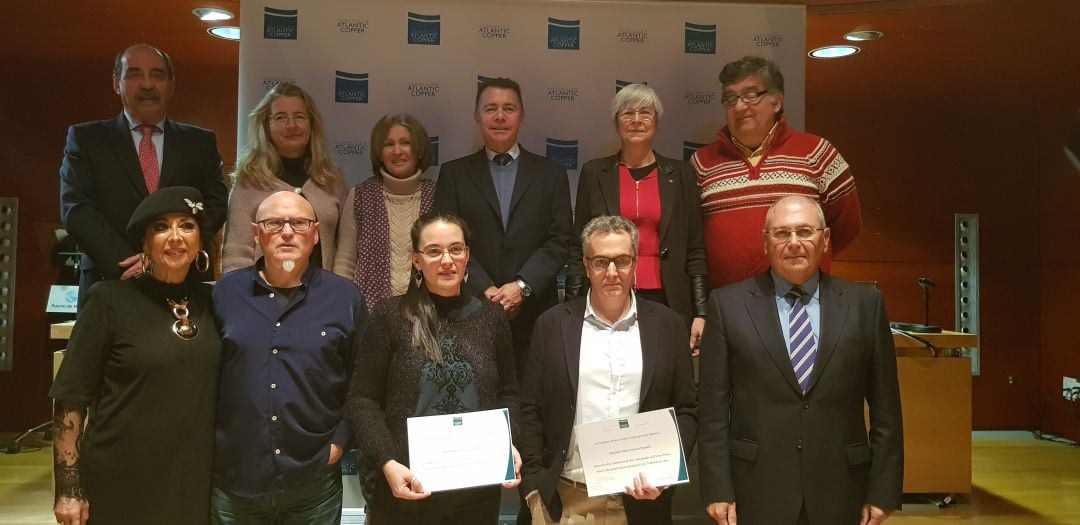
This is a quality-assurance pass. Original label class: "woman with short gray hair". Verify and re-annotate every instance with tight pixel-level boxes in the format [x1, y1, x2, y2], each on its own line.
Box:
[566, 84, 709, 354]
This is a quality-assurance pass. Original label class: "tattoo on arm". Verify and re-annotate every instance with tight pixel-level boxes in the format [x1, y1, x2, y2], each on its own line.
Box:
[52, 402, 87, 503]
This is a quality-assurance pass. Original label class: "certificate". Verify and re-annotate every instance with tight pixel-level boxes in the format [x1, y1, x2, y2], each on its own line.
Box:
[574, 407, 690, 497]
[406, 408, 515, 492]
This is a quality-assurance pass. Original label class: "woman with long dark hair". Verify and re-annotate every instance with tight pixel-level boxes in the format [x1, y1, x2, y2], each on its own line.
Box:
[343, 212, 521, 524]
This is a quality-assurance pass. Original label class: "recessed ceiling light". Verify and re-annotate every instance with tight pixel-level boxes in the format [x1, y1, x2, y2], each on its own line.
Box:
[844, 30, 884, 42]
[193, 8, 234, 21]
[808, 45, 860, 59]
[208, 26, 240, 41]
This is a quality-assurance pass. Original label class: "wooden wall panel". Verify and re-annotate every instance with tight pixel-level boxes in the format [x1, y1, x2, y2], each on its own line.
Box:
[812, 0, 1076, 432]
[0, 3, 239, 431]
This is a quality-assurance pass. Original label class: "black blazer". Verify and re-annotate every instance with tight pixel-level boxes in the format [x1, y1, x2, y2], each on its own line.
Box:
[518, 298, 698, 524]
[433, 147, 573, 350]
[567, 152, 708, 321]
[697, 272, 903, 525]
[59, 114, 227, 297]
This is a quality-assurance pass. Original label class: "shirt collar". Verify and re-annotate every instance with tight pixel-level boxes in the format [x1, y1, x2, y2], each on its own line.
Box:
[124, 110, 166, 132]
[770, 269, 821, 300]
[584, 290, 638, 329]
[250, 257, 318, 295]
[485, 143, 521, 162]
[730, 120, 780, 158]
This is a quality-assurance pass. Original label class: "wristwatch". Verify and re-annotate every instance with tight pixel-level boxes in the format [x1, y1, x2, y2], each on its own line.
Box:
[516, 278, 532, 297]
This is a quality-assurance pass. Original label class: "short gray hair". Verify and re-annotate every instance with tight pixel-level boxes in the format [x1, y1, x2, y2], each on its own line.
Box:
[610, 84, 664, 125]
[581, 215, 639, 256]
[764, 195, 825, 230]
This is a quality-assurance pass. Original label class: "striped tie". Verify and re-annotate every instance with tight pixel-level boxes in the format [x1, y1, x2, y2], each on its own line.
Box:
[786, 287, 817, 393]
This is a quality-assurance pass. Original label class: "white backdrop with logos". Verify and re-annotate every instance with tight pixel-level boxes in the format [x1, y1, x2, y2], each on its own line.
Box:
[239, 0, 806, 192]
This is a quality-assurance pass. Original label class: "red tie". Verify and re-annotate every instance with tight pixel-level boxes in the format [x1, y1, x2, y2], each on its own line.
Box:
[138, 125, 160, 193]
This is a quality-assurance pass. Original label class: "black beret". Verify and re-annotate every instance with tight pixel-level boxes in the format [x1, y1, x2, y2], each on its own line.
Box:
[126, 186, 205, 242]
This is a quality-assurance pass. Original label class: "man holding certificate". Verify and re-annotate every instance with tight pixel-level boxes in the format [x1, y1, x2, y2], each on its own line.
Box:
[519, 215, 698, 525]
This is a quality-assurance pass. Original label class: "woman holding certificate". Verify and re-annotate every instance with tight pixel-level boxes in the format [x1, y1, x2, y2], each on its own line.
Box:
[344, 212, 522, 524]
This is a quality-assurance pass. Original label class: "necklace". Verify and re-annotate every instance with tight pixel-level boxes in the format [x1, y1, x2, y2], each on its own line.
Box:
[167, 298, 199, 340]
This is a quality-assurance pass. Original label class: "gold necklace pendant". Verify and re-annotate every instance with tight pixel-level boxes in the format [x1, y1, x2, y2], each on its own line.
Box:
[167, 298, 199, 341]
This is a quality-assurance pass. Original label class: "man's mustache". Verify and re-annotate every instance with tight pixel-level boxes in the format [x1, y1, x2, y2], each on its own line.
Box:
[135, 89, 160, 101]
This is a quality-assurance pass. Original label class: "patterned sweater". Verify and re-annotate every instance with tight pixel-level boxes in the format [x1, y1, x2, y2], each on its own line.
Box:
[691, 118, 862, 288]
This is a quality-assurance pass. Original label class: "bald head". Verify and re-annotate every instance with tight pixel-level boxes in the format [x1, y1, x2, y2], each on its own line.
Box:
[256, 191, 317, 222]
[764, 195, 825, 231]
[253, 191, 320, 276]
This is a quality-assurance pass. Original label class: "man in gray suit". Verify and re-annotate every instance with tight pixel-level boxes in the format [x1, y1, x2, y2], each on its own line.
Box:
[698, 195, 903, 525]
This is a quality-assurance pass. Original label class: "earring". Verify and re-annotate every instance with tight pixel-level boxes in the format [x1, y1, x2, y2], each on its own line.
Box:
[463, 270, 469, 285]
[414, 272, 423, 289]
[140, 253, 154, 277]
[195, 250, 210, 273]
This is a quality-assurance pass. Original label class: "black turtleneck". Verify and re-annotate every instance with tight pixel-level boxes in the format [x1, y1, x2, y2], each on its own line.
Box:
[279, 155, 309, 189]
[430, 293, 469, 320]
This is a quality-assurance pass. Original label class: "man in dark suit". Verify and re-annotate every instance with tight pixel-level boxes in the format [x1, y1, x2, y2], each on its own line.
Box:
[518, 215, 697, 524]
[60, 44, 227, 306]
[434, 77, 573, 377]
[699, 195, 903, 525]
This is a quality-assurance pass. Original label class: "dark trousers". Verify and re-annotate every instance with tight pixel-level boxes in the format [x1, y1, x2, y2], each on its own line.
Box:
[210, 470, 343, 525]
[367, 484, 501, 525]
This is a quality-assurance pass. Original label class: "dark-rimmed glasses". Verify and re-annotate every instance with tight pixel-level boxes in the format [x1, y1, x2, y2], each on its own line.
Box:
[720, 89, 771, 107]
[257, 218, 315, 233]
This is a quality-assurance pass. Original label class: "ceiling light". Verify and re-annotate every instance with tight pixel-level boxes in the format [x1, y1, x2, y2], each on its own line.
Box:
[193, 8, 234, 21]
[208, 26, 240, 41]
[808, 45, 860, 59]
[845, 30, 884, 42]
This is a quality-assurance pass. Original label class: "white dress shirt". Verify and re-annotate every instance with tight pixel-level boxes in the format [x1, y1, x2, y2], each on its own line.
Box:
[562, 292, 643, 483]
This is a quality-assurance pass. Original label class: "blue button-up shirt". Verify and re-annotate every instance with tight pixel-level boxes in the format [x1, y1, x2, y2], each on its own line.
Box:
[212, 260, 367, 497]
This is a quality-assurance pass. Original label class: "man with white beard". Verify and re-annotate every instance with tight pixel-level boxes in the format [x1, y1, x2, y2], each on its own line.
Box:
[211, 191, 367, 524]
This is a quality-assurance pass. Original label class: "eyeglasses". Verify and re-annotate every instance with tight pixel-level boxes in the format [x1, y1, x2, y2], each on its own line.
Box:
[720, 89, 771, 107]
[766, 227, 825, 242]
[418, 244, 467, 259]
[617, 109, 655, 122]
[269, 113, 310, 126]
[585, 255, 635, 271]
[257, 218, 315, 232]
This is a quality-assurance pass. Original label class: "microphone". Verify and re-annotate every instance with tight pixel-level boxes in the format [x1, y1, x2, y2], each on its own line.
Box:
[890, 276, 942, 334]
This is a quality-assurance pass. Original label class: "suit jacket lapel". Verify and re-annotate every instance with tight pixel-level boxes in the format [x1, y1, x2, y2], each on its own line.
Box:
[159, 119, 179, 188]
[637, 300, 659, 405]
[746, 273, 803, 394]
[656, 156, 677, 242]
[597, 155, 620, 214]
[110, 113, 149, 196]
[508, 147, 538, 220]
[806, 274, 847, 393]
[465, 150, 502, 223]
[562, 301, 586, 394]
